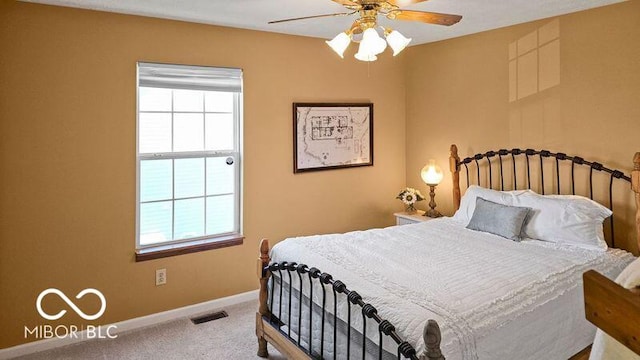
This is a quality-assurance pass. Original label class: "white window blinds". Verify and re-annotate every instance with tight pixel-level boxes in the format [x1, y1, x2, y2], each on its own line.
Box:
[138, 62, 242, 93]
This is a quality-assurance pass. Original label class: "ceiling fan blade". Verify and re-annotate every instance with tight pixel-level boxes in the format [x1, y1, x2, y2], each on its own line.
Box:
[386, 0, 429, 6]
[389, 10, 462, 26]
[268, 13, 352, 24]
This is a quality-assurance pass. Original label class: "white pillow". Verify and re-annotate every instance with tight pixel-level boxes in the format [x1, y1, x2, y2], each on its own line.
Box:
[454, 186, 612, 251]
[453, 185, 533, 225]
[616, 256, 640, 289]
[516, 192, 612, 251]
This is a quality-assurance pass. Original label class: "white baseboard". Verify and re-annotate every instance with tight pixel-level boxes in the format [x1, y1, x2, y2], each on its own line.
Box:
[0, 289, 258, 360]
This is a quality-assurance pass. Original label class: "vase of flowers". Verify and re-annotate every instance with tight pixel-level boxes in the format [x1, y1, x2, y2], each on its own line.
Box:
[396, 187, 425, 213]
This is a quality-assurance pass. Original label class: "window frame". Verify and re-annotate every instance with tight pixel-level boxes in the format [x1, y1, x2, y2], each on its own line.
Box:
[134, 62, 243, 260]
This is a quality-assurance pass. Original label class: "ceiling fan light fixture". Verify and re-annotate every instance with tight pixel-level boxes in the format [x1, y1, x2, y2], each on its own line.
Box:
[386, 30, 412, 56]
[268, 1, 463, 63]
[326, 31, 352, 58]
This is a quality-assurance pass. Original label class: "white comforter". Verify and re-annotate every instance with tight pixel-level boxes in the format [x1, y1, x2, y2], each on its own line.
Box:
[270, 217, 634, 359]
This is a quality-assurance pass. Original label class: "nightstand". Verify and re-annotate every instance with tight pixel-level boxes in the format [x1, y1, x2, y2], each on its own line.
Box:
[394, 210, 435, 225]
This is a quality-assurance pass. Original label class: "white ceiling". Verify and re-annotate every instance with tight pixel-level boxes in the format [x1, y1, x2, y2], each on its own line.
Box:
[22, 0, 626, 45]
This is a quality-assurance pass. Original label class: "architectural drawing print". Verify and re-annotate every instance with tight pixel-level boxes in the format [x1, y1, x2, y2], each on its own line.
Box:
[310, 116, 353, 142]
[294, 103, 373, 172]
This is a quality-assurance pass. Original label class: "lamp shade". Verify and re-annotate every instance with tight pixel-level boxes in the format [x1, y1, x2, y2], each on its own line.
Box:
[363, 28, 387, 54]
[355, 34, 376, 61]
[385, 30, 412, 56]
[421, 160, 444, 185]
[355, 28, 387, 61]
[354, 50, 377, 62]
[326, 32, 351, 58]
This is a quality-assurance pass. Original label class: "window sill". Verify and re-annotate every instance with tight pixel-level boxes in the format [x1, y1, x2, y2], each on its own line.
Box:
[135, 234, 244, 262]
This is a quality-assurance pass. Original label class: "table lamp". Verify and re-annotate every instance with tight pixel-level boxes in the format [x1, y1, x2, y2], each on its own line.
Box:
[421, 159, 444, 218]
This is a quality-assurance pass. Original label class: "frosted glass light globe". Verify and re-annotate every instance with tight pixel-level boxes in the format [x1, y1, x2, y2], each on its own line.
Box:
[386, 30, 412, 56]
[421, 160, 444, 186]
[326, 32, 351, 58]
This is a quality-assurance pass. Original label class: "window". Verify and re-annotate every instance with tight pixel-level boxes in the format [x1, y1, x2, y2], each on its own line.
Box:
[136, 62, 242, 259]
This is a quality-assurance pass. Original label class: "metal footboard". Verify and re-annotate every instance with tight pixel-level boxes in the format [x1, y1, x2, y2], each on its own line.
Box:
[256, 239, 444, 360]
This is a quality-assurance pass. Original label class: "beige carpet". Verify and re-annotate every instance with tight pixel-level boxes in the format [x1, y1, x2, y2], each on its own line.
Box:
[14, 300, 285, 360]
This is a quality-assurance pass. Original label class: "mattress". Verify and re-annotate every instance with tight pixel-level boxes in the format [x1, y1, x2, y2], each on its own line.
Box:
[268, 217, 635, 359]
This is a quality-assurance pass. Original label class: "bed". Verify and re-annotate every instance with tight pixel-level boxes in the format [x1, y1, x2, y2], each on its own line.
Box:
[255, 145, 640, 360]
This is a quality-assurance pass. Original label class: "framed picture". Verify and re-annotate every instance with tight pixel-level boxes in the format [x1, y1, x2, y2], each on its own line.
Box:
[293, 103, 373, 173]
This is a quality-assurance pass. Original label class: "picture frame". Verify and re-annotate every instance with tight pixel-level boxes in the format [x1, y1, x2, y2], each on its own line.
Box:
[293, 103, 373, 173]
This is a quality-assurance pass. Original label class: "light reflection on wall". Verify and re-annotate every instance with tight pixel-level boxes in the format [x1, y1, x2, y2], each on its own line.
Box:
[508, 19, 562, 150]
[509, 19, 561, 101]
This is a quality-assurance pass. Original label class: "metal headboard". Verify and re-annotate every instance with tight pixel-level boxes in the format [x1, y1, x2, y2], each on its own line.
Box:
[449, 144, 636, 248]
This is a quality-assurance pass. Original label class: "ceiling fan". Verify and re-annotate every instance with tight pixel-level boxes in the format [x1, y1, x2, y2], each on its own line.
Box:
[268, 0, 462, 61]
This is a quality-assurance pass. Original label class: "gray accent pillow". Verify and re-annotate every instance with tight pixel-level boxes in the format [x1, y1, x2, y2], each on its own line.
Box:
[466, 197, 532, 241]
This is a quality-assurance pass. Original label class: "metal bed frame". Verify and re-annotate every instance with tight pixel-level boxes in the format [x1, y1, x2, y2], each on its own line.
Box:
[255, 144, 640, 360]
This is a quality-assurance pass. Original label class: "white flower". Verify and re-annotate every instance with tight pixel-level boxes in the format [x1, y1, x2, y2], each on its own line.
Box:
[396, 187, 425, 204]
[401, 191, 417, 205]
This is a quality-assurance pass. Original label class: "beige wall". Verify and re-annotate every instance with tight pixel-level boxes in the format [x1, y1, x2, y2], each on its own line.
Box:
[405, 1, 640, 253]
[2, 0, 639, 350]
[0, 2, 406, 348]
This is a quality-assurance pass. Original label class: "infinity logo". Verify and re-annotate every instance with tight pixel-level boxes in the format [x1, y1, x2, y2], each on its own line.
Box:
[36, 288, 106, 321]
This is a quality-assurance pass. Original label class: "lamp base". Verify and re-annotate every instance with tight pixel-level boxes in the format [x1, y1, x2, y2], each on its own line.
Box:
[424, 184, 442, 218]
[424, 209, 442, 218]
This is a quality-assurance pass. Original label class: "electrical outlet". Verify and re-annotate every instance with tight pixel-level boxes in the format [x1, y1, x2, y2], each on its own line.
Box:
[156, 268, 167, 286]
